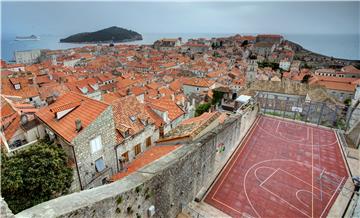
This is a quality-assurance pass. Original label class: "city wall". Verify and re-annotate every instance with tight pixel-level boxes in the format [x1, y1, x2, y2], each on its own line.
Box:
[16, 105, 259, 218]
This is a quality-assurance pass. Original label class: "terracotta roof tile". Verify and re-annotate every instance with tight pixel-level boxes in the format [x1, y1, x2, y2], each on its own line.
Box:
[36, 92, 109, 142]
[146, 98, 184, 121]
[111, 95, 155, 143]
[110, 145, 179, 181]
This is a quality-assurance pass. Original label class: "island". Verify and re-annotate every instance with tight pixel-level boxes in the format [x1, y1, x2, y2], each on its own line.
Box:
[60, 26, 142, 43]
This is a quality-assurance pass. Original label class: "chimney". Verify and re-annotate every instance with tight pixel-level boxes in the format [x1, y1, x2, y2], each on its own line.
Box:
[75, 119, 82, 132]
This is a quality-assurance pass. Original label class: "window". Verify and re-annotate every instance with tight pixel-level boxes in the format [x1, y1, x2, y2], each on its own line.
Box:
[159, 126, 164, 138]
[129, 116, 136, 122]
[124, 130, 130, 138]
[134, 144, 141, 156]
[146, 137, 152, 147]
[95, 157, 105, 172]
[90, 136, 102, 153]
[14, 84, 21, 90]
[121, 151, 129, 162]
[102, 178, 108, 185]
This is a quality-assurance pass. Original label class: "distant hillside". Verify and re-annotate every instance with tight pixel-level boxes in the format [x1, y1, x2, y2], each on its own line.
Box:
[285, 40, 360, 68]
[60, 26, 142, 43]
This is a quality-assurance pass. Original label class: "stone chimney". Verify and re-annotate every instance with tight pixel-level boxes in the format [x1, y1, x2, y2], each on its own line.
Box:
[75, 119, 82, 132]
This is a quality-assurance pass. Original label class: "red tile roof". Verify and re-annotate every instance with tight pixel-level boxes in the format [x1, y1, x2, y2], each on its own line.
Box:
[111, 95, 155, 143]
[146, 98, 185, 121]
[36, 92, 109, 142]
[102, 92, 122, 104]
[183, 78, 214, 88]
[309, 76, 358, 92]
[1, 77, 39, 98]
[0, 97, 20, 144]
[169, 80, 183, 92]
[110, 145, 179, 181]
[65, 78, 100, 95]
[341, 65, 360, 74]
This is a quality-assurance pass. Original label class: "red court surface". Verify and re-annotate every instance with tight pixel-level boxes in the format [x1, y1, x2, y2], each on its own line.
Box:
[205, 115, 349, 218]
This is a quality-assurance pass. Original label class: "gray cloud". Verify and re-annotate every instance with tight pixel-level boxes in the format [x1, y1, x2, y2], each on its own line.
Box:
[2, 1, 359, 37]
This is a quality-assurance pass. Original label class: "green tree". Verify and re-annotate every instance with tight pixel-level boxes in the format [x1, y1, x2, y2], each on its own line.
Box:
[195, 103, 211, 117]
[241, 40, 248, 47]
[344, 98, 351, 106]
[1, 141, 73, 213]
[301, 74, 311, 83]
[211, 90, 224, 106]
[257, 61, 279, 70]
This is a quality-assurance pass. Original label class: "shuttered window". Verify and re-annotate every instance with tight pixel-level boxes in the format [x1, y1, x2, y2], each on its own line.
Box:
[90, 136, 102, 154]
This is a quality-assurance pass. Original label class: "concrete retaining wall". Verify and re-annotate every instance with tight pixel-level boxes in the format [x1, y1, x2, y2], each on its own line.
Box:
[16, 105, 259, 218]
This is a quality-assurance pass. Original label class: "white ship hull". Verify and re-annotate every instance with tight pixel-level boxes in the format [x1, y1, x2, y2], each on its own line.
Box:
[15, 35, 40, 41]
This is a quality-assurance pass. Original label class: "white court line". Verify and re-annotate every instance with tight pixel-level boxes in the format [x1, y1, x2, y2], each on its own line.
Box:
[243, 157, 336, 218]
[213, 116, 344, 218]
[319, 176, 345, 218]
[260, 185, 311, 218]
[262, 116, 338, 145]
[254, 166, 276, 183]
[259, 168, 279, 186]
[296, 190, 321, 208]
[278, 168, 332, 197]
[210, 117, 261, 217]
[212, 197, 245, 216]
[255, 121, 338, 147]
[311, 127, 314, 218]
[275, 119, 281, 133]
[319, 168, 325, 201]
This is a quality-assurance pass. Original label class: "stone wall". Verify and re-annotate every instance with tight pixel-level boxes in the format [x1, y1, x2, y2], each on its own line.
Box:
[16, 105, 259, 218]
[1, 197, 15, 218]
[72, 105, 117, 189]
[116, 124, 159, 166]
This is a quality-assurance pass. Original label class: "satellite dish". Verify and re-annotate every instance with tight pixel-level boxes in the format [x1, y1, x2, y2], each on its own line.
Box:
[20, 114, 28, 125]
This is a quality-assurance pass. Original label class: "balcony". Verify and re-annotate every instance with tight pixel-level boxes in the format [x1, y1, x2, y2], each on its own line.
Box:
[9, 139, 38, 152]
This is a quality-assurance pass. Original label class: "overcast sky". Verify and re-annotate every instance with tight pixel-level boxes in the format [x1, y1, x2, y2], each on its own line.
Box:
[2, 1, 359, 37]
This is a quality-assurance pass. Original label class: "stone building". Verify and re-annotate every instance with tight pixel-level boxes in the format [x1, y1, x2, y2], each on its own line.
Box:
[182, 79, 215, 95]
[253, 42, 275, 58]
[36, 92, 117, 191]
[157, 111, 227, 145]
[153, 38, 182, 51]
[246, 60, 258, 83]
[146, 97, 188, 135]
[0, 96, 46, 153]
[111, 95, 159, 172]
[255, 34, 283, 44]
[15, 49, 41, 64]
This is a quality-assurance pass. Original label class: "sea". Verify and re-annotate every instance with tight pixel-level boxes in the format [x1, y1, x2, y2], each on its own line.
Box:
[1, 33, 359, 62]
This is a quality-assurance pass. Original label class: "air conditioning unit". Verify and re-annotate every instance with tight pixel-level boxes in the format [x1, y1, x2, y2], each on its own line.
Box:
[148, 205, 155, 217]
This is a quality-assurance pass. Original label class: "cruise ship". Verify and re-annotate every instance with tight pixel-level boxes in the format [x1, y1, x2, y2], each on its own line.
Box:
[15, 35, 40, 41]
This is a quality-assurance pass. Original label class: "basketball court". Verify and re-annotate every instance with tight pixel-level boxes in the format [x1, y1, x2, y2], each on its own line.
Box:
[204, 115, 349, 218]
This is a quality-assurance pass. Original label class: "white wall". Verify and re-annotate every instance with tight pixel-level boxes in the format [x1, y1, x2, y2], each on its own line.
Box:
[183, 85, 208, 95]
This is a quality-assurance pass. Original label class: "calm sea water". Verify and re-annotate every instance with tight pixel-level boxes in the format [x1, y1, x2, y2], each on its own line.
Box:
[1, 33, 359, 62]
